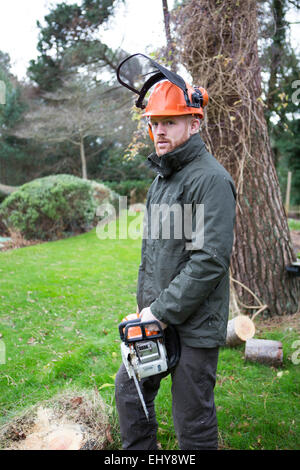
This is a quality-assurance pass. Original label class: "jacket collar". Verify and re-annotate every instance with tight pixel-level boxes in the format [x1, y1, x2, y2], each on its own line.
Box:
[147, 133, 206, 178]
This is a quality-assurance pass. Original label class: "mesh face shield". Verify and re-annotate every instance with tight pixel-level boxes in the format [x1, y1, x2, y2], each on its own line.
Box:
[116, 53, 204, 110]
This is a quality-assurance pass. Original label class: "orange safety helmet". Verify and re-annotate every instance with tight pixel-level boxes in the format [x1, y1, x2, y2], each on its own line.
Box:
[116, 53, 209, 141]
[143, 80, 208, 141]
[143, 80, 208, 119]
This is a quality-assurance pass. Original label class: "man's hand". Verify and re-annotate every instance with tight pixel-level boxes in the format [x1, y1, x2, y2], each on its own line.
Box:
[140, 307, 167, 331]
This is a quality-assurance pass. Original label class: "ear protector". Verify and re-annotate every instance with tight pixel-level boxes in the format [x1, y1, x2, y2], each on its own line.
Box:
[148, 123, 154, 141]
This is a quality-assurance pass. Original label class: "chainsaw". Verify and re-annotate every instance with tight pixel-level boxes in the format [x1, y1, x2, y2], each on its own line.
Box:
[118, 314, 169, 421]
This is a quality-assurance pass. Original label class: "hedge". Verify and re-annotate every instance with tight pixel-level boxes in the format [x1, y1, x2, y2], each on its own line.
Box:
[0, 174, 119, 241]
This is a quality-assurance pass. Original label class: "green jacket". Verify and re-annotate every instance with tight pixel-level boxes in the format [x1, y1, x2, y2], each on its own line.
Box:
[137, 133, 236, 348]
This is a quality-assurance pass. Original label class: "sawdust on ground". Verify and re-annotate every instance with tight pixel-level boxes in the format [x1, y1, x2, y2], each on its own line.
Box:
[0, 388, 112, 451]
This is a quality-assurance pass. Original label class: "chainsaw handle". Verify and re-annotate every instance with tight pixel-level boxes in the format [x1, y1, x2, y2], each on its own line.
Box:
[118, 318, 139, 341]
[118, 319, 164, 344]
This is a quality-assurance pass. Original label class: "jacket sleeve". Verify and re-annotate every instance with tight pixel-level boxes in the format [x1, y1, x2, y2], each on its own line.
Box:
[150, 173, 236, 326]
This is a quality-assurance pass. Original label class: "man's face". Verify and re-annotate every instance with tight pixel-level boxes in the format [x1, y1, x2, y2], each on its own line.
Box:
[150, 115, 200, 157]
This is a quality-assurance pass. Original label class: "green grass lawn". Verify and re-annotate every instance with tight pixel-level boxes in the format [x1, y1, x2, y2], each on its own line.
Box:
[289, 218, 300, 232]
[0, 217, 299, 450]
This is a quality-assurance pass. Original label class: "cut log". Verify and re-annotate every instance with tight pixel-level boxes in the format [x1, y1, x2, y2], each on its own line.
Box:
[245, 339, 283, 367]
[226, 315, 255, 347]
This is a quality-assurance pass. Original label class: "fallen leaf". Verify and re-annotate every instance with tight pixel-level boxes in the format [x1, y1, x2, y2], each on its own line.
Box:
[70, 396, 83, 408]
[99, 383, 115, 390]
[105, 424, 114, 444]
[11, 429, 26, 441]
[27, 337, 36, 345]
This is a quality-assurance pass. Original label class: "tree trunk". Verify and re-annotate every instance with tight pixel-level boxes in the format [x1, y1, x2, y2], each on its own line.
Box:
[79, 136, 87, 179]
[177, 0, 299, 315]
[265, 0, 286, 127]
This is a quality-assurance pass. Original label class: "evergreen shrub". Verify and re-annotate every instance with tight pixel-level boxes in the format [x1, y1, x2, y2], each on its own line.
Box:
[0, 174, 118, 240]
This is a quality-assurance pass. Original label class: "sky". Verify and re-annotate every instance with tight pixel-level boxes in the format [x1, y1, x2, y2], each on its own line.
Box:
[0, 0, 175, 81]
[0, 0, 299, 82]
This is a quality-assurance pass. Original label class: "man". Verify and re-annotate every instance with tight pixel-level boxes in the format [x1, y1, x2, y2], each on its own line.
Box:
[115, 78, 236, 450]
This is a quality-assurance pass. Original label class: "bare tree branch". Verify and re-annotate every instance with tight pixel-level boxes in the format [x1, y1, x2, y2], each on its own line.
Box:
[162, 0, 177, 72]
[10, 78, 128, 179]
[286, 0, 300, 9]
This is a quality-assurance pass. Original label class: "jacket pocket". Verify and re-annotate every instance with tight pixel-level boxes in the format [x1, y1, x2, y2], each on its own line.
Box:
[186, 300, 212, 337]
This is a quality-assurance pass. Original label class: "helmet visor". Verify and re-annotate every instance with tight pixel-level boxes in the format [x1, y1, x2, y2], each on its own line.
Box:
[117, 53, 195, 110]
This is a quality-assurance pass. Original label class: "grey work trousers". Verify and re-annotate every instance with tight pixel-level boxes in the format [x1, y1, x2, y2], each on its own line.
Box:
[115, 344, 219, 450]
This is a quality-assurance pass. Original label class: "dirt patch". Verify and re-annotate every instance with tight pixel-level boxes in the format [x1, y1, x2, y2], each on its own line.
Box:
[0, 230, 41, 252]
[0, 388, 112, 450]
[255, 310, 300, 334]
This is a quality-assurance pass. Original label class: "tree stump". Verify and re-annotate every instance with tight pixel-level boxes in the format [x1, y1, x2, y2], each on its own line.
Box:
[226, 315, 255, 347]
[245, 339, 283, 367]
